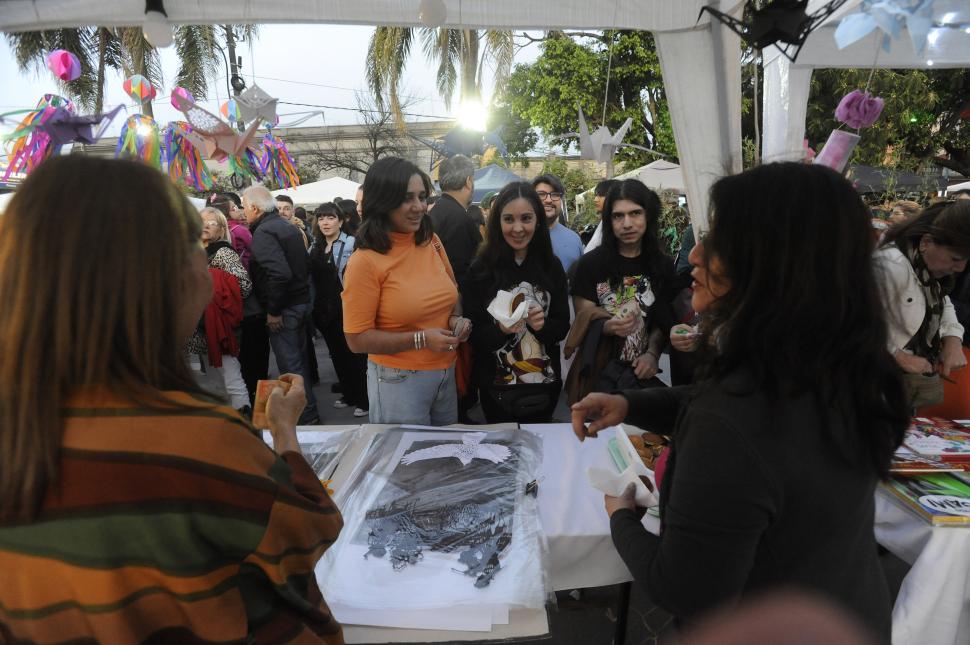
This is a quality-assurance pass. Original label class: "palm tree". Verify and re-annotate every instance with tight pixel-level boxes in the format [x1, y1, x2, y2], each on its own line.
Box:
[366, 27, 514, 123]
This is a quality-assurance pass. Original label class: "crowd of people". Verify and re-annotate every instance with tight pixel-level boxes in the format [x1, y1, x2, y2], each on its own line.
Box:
[2, 151, 970, 643]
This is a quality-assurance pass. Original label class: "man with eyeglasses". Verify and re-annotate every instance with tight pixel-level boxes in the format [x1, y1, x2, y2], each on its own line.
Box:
[532, 174, 583, 274]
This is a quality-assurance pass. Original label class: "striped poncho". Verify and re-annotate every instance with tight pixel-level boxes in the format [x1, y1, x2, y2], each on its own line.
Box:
[0, 388, 344, 644]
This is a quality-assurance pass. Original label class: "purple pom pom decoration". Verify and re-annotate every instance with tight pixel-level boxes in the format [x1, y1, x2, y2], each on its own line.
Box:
[835, 90, 885, 130]
[171, 87, 195, 110]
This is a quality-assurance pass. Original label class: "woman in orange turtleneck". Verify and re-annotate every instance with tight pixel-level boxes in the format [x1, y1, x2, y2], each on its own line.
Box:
[342, 157, 472, 425]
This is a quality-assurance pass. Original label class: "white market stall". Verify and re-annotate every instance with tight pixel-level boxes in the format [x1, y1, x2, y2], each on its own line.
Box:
[272, 176, 361, 206]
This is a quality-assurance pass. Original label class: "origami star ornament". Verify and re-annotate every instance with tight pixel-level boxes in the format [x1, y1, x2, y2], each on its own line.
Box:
[699, 0, 850, 62]
[40, 105, 122, 146]
[172, 93, 261, 162]
[236, 84, 278, 125]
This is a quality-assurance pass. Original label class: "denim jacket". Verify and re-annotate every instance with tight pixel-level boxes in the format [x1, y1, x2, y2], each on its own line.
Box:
[331, 232, 356, 286]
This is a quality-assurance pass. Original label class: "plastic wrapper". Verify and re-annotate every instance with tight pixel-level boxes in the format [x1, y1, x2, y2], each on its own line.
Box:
[317, 427, 549, 628]
[262, 428, 354, 484]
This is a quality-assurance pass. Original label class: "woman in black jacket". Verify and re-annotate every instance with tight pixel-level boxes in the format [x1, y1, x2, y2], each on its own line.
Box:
[464, 182, 570, 423]
[572, 163, 910, 640]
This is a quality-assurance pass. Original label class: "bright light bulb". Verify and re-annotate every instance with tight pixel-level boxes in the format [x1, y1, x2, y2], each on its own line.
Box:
[143, 10, 173, 47]
[458, 100, 488, 132]
[418, 0, 447, 27]
[926, 59, 934, 66]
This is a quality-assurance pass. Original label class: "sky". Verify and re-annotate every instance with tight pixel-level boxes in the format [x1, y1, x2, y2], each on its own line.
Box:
[0, 24, 542, 138]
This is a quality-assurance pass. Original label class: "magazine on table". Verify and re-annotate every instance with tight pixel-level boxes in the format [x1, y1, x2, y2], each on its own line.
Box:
[902, 418, 970, 464]
[891, 447, 965, 474]
[882, 473, 970, 526]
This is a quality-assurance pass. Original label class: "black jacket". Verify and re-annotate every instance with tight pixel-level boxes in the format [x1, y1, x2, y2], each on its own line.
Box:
[249, 211, 310, 316]
[610, 377, 892, 639]
[429, 193, 482, 290]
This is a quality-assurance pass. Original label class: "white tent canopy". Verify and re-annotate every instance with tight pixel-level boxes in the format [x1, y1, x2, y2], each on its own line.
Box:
[616, 159, 686, 194]
[762, 0, 970, 165]
[1, 0, 748, 233]
[272, 177, 361, 206]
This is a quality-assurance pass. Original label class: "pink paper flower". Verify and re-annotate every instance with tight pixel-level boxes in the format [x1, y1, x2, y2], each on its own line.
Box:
[835, 90, 885, 130]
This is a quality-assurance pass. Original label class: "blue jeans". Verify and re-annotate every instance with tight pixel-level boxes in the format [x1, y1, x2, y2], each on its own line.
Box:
[269, 303, 319, 423]
[367, 360, 457, 426]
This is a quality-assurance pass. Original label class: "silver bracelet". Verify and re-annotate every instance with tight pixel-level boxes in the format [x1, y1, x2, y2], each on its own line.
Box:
[413, 332, 419, 350]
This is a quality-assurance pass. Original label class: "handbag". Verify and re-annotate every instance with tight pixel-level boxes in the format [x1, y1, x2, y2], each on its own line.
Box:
[484, 380, 562, 422]
[901, 372, 944, 409]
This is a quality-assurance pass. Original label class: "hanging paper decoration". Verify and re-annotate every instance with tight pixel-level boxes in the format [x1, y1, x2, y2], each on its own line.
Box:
[123, 74, 155, 104]
[164, 121, 214, 191]
[835, 0, 935, 54]
[259, 128, 300, 188]
[172, 93, 261, 162]
[236, 84, 278, 124]
[170, 87, 195, 110]
[835, 90, 885, 130]
[115, 114, 162, 170]
[229, 148, 263, 182]
[220, 99, 242, 122]
[0, 94, 75, 180]
[46, 50, 81, 82]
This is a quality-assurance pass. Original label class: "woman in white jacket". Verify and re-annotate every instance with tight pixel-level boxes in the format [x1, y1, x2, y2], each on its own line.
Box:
[875, 200, 970, 406]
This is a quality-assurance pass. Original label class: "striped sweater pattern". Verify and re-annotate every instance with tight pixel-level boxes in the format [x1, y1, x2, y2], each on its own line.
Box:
[0, 389, 344, 644]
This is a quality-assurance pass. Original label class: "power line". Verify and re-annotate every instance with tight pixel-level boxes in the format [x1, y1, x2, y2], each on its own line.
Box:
[278, 100, 452, 121]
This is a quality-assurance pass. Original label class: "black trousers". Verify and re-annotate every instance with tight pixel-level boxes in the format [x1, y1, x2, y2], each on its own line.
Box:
[239, 313, 270, 405]
[317, 311, 369, 410]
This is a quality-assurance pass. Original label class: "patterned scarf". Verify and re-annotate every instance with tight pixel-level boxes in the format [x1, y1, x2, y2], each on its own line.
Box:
[905, 246, 944, 361]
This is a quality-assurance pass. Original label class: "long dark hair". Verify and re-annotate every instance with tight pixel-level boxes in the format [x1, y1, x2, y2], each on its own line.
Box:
[0, 156, 209, 519]
[471, 182, 558, 291]
[700, 162, 909, 476]
[356, 157, 433, 253]
[882, 199, 970, 291]
[598, 179, 667, 288]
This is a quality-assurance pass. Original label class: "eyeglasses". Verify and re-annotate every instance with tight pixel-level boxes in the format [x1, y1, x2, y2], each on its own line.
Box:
[536, 191, 563, 201]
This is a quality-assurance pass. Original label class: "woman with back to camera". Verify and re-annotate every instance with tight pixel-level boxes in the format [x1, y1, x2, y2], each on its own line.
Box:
[310, 202, 368, 417]
[342, 156, 472, 425]
[464, 182, 570, 423]
[0, 156, 344, 644]
[571, 162, 910, 639]
[875, 199, 970, 409]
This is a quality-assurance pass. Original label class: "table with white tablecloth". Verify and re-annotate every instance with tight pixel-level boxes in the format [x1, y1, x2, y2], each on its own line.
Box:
[302, 423, 969, 645]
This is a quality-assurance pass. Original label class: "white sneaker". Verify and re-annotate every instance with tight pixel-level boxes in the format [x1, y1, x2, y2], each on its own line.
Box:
[353, 407, 368, 418]
[333, 398, 349, 409]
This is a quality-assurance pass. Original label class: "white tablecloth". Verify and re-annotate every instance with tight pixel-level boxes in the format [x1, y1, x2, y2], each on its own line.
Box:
[875, 490, 970, 645]
[522, 423, 659, 590]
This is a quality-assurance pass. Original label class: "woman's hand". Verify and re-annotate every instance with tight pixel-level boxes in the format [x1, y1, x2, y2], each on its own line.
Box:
[267, 374, 306, 454]
[571, 392, 629, 442]
[451, 316, 473, 343]
[670, 323, 700, 352]
[604, 312, 638, 338]
[604, 482, 638, 517]
[526, 305, 545, 333]
[424, 328, 460, 353]
[632, 352, 659, 380]
[498, 319, 527, 335]
[940, 336, 967, 376]
[894, 349, 934, 375]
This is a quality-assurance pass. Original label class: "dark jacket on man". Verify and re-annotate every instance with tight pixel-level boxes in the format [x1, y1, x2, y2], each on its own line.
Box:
[249, 210, 310, 316]
[429, 192, 482, 290]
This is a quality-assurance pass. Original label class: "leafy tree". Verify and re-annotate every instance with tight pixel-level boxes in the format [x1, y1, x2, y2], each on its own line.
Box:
[806, 68, 970, 175]
[503, 31, 675, 167]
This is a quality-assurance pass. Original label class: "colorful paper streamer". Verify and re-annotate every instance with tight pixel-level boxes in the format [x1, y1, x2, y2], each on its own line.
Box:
[259, 129, 301, 188]
[164, 121, 214, 191]
[1, 94, 75, 180]
[115, 114, 162, 170]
